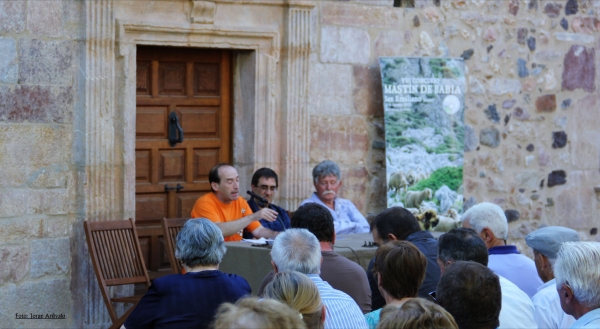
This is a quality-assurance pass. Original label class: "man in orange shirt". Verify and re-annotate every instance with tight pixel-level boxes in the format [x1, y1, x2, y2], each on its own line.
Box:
[191, 163, 280, 241]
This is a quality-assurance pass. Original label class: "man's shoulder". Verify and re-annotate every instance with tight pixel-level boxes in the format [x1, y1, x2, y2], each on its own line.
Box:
[498, 275, 532, 301]
[322, 252, 365, 274]
[300, 193, 319, 205]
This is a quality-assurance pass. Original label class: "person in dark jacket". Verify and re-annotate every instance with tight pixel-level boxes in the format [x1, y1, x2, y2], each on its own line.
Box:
[124, 218, 251, 329]
[368, 206, 441, 310]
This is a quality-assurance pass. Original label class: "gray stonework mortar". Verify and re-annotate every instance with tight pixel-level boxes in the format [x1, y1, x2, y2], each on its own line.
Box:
[30, 238, 70, 278]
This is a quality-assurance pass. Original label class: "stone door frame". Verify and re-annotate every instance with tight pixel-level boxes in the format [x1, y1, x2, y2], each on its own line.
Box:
[115, 20, 281, 218]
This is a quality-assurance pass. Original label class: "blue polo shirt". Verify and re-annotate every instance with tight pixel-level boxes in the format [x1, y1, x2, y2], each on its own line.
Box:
[243, 198, 291, 239]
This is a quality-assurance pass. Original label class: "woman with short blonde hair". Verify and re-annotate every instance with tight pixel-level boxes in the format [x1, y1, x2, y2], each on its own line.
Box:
[264, 271, 325, 329]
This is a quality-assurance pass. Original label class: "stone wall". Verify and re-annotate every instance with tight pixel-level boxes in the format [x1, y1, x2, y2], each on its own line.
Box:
[0, 0, 83, 327]
[307, 0, 600, 250]
[1, 0, 599, 327]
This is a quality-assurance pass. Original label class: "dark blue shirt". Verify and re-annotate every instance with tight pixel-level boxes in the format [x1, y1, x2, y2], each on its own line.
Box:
[367, 230, 441, 310]
[124, 270, 251, 329]
[243, 198, 291, 239]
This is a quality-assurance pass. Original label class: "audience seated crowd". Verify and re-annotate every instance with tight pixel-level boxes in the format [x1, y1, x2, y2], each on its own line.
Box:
[122, 162, 598, 329]
[258, 202, 371, 313]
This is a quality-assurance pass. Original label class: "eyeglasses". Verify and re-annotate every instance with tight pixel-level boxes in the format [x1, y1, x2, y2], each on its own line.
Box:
[428, 291, 437, 303]
[259, 185, 278, 192]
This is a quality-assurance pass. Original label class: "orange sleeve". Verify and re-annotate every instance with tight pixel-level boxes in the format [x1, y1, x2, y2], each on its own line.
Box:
[191, 194, 221, 223]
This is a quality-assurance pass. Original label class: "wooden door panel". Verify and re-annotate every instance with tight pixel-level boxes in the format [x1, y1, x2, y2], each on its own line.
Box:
[177, 192, 206, 218]
[136, 194, 167, 221]
[136, 106, 168, 138]
[159, 62, 186, 95]
[158, 149, 186, 183]
[136, 150, 151, 184]
[137, 61, 151, 95]
[177, 107, 219, 137]
[194, 63, 220, 95]
[193, 149, 219, 182]
[136, 46, 231, 277]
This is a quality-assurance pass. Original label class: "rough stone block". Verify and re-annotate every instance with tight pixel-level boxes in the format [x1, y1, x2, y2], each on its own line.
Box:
[0, 218, 43, 243]
[0, 37, 17, 83]
[352, 66, 383, 116]
[320, 26, 370, 65]
[30, 238, 70, 278]
[18, 39, 73, 85]
[535, 94, 556, 113]
[0, 84, 73, 124]
[321, 2, 402, 27]
[374, 31, 405, 58]
[340, 166, 369, 212]
[0, 128, 71, 189]
[308, 63, 353, 115]
[562, 45, 595, 93]
[571, 17, 600, 34]
[512, 170, 540, 190]
[27, 0, 63, 37]
[569, 94, 600, 170]
[553, 171, 598, 228]
[0, 0, 26, 33]
[0, 279, 71, 328]
[489, 79, 521, 95]
[43, 216, 70, 237]
[0, 245, 29, 283]
[309, 116, 369, 166]
[0, 189, 69, 218]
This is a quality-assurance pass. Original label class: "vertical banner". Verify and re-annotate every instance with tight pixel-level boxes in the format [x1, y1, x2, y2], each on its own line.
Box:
[379, 57, 465, 225]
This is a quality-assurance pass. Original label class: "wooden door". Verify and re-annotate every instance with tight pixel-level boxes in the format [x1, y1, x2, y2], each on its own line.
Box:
[135, 46, 231, 277]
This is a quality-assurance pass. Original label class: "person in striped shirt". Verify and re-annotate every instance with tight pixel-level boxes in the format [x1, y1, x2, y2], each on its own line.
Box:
[270, 228, 368, 329]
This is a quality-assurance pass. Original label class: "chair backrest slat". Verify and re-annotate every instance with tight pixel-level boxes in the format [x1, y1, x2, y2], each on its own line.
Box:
[162, 218, 189, 274]
[84, 218, 151, 327]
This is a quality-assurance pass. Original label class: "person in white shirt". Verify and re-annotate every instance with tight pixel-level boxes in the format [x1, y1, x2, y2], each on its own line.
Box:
[300, 160, 369, 234]
[554, 242, 600, 329]
[436, 227, 537, 329]
[525, 226, 579, 329]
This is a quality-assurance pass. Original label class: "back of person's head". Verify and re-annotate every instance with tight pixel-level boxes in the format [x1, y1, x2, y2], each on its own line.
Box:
[290, 203, 335, 243]
[371, 206, 421, 241]
[438, 228, 488, 267]
[554, 241, 600, 309]
[436, 261, 501, 329]
[175, 218, 226, 267]
[251, 167, 279, 187]
[376, 298, 458, 329]
[264, 271, 323, 329]
[212, 297, 306, 329]
[373, 240, 427, 300]
[271, 228, 321, 275]
[462, 202, 508, 240]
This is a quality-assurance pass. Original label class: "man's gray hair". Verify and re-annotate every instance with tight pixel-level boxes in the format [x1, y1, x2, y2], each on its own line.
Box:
[312, 160, 341, 184]
[271, 228, 321, 275]
[462, 202, 508, 240]
[554, 241, 600, 308]
[175, 218, 227, 267]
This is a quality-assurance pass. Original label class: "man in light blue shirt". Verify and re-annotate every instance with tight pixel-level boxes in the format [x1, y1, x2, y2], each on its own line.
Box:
[270, 228, 368, 329]
[554, 241, 600, 329]
[462, 202, 543, 297]
[300, 160, 369, 234]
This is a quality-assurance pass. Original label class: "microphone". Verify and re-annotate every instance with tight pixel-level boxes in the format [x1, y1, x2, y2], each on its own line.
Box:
[247, 190, 268, 207]
[246, 190, 286, 232]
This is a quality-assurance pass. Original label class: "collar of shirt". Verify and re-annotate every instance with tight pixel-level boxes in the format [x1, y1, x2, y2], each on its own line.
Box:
[488, 245, 520, 255]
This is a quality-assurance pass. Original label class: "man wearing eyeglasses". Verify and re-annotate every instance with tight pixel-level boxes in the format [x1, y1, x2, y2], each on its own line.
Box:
[244, 168, 291, 238]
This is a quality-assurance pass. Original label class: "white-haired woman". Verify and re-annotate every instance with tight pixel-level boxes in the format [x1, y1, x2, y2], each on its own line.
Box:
[124, 218, 251, 329]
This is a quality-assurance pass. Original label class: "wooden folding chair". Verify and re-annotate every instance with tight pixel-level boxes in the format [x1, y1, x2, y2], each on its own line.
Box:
[162, 217, 189, 274]
[84, 218, 151, 329]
